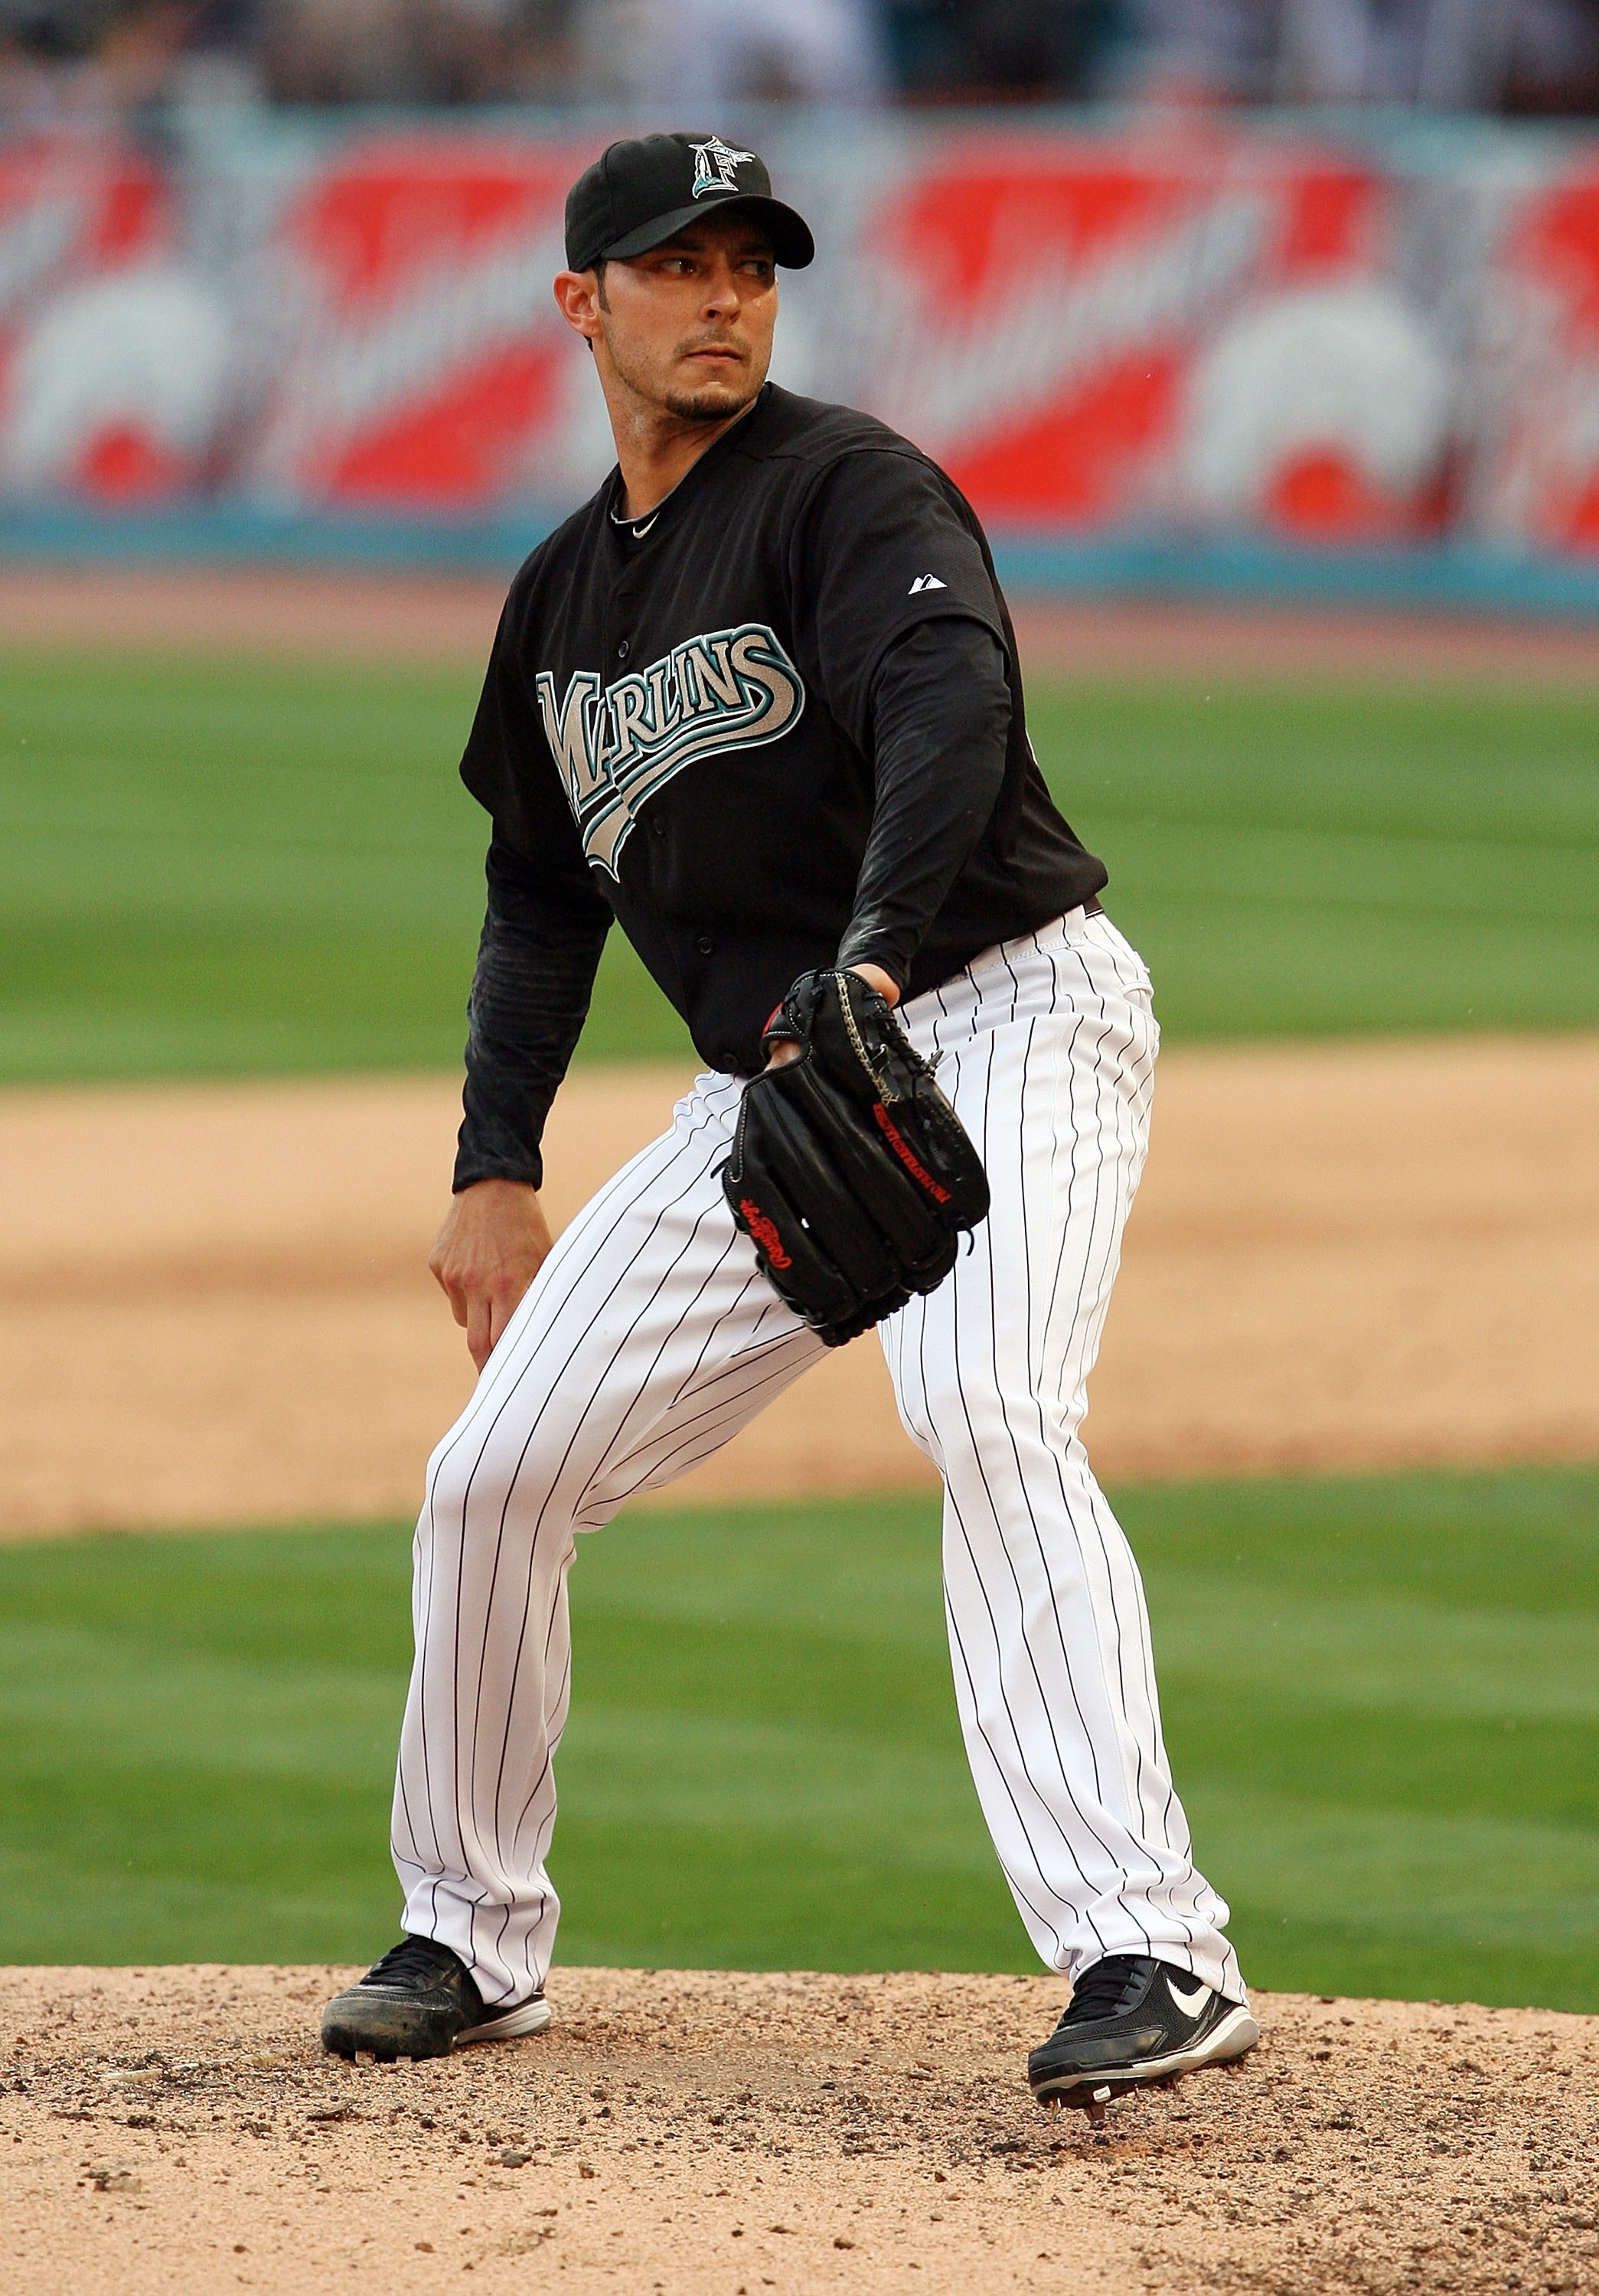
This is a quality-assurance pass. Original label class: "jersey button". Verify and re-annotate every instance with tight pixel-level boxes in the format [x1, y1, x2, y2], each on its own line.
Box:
[697, 934, 714, 957]
[615, 638, 630, 660]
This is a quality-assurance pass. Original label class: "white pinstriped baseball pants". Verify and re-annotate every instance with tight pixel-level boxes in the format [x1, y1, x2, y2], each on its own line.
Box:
[393, 905, 1245, 2008]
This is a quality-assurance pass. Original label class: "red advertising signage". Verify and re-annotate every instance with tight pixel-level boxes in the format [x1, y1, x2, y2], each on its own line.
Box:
[247, 134, 598, 507]
[0, 116, 1595, 559]
[0, 134, 181, 498]
[1466, 158, 1599, 552]
[850, 132, 1444, 540]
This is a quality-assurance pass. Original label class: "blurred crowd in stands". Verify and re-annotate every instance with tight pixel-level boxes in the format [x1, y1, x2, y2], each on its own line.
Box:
[2, 0, 1597, 119]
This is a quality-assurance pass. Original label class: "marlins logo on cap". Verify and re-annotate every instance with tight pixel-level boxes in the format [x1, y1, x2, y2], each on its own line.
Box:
[691, 138, 758, 198]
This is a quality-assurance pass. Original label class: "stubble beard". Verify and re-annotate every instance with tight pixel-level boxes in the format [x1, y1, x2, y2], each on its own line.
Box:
[661, 377, 755, 422]
[600, 317, 766, 426]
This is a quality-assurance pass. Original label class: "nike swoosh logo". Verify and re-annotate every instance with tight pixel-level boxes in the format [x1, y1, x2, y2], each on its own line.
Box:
[1167, 1975, 1212, 2017]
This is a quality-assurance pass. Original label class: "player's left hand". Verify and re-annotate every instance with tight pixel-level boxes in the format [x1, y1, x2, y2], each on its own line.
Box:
[765, 963, 898, 1069]
[429, 1178, 555, 1370]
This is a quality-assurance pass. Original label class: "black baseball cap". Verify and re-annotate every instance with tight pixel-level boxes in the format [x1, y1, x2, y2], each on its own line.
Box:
[564, 132, 814, 274]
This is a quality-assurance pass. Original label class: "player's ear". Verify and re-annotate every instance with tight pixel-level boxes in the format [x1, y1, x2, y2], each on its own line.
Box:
[553, 269, 603, 346]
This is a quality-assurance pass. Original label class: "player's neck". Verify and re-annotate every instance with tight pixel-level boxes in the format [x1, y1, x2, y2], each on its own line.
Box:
[605, 389, 760, 520]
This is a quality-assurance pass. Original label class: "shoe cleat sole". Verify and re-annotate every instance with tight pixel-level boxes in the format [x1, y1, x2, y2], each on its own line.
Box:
[457, 1995, 553, 2048]
[319, 1993, 461, 2063]
[321, 1989, 551, 2063]
[1029, 2003, 1261, 2107]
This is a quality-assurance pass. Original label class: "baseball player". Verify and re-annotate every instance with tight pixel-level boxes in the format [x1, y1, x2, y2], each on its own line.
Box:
[321, 131, 1258, 2110]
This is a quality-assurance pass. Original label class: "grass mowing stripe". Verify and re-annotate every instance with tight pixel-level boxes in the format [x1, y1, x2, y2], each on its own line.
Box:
[0, 1465, 1594, 2007]
[2, 655, 1596, 1081]
[0, 649, 691, 1077]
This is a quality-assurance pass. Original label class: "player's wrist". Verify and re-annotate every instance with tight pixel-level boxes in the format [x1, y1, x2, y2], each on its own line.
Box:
[846, 960, 900, 1007]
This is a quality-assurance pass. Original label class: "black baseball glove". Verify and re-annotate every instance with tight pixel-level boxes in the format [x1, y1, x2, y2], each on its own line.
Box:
[720, 968, 990, 1347]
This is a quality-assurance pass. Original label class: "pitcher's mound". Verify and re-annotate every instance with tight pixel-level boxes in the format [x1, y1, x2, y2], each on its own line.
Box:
[5, 1964, 1594, 2294]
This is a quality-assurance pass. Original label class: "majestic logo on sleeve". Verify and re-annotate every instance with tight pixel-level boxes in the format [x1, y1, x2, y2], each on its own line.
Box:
[536, 624, 804, 877]
[690, 137, 757, 197]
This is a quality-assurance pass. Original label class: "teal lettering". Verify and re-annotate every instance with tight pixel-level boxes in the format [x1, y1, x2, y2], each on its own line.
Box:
[683, 637, 742, 710]
[535, 670, 604, 803]
[540, 626, 804, 880]
[609, 675, 654, 762]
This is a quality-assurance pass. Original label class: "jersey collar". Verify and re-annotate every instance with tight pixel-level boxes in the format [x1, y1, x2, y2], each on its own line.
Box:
[605, 385, 771, 537]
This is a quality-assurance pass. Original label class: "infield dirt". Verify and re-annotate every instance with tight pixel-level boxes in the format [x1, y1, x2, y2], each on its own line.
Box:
[5, 570, 1596, 1532]
[2, 1032, 1595, 1536]
[5, 1963, 1595, 2295]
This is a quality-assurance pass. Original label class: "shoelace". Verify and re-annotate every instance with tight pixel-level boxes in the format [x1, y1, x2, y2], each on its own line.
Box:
[363, 1936, 460, 1988]
[1057, 1954, 1151, 2027]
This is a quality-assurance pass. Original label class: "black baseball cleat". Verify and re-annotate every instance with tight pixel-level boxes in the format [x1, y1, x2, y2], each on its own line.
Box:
[320, 1936, 551, 2063]
[1027, 1953, 1258, 2108]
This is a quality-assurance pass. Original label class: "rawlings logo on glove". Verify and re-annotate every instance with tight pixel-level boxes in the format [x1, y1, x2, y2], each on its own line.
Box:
[736, 1196, 792, 1270]
[720, 968, 990, 1347]
[871, 1101, 951, 1202]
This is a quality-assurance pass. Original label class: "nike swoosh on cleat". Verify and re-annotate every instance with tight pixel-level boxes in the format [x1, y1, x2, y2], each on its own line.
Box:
[1166, 1975, 1212, 2017]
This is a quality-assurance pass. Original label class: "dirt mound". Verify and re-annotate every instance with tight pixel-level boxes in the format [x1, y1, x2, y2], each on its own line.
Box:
[4, 1964, 1594, 2294]
[2, 1034, 1597, 1538]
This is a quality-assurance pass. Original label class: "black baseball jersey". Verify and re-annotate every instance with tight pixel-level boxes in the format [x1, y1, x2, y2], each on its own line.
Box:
[458, 383, 1104, 1103]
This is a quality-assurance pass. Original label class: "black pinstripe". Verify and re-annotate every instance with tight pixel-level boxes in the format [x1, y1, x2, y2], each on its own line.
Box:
[948, 1032, 1137, 1919]
[884, 908, 1242, 1995]
[392, 1075, 829, 2003]
[390, 909, 1244, 2009]
[403, 1106, 729, 1968]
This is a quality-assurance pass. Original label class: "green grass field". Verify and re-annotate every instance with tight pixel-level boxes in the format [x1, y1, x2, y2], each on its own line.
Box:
[3, 647, 1595, 2009]
[2, 1466, 1594, 2012]
[1, 651, 1596, 1081]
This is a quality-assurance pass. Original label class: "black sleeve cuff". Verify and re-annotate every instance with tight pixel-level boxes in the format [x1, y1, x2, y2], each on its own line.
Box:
[833, 915, 910, 991]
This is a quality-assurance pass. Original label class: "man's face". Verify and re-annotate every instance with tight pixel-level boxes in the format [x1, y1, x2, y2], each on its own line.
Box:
[566, 213, 778, 423]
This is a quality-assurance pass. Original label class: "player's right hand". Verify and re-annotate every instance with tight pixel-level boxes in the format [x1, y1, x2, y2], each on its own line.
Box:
[428, 1178, 555, 1371]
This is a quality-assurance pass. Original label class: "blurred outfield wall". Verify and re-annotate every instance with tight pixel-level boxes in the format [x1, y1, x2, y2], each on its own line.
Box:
[5, 106, 1599, 608]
